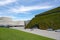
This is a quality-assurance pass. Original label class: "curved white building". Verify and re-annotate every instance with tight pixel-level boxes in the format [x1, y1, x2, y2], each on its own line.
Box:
[0, 17, 25, 27]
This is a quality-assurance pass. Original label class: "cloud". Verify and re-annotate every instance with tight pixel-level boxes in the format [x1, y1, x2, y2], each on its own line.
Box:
[0, 15, 31, 21]
[0, 0, 17, 6]
[54, 0, 60, 2]
[9, 5, 54, 13]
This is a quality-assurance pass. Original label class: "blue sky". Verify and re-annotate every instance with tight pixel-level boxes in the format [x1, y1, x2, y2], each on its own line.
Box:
[0, 0, 60, 21]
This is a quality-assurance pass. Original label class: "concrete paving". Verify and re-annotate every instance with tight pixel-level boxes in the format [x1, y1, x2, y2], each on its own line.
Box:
[10, 27, 60, 40]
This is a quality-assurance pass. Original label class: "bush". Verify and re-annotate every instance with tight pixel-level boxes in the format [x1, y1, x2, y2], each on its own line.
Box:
[25, 7, 60, 30]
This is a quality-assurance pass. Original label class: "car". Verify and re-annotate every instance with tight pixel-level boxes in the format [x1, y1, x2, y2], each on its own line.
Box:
[47, 28, 53, 31]
[55, 29, 60, 32]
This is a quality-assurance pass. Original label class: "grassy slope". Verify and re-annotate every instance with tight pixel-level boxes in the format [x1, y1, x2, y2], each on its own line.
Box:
[0, 28, 54, 40]
[25, 7, 60, 30]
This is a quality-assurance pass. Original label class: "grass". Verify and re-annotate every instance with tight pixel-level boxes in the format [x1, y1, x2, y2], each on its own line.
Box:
[0, 28, 54, 40]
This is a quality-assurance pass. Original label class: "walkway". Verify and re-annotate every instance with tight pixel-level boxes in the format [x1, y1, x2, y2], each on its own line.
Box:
[10, 27, 60, 40]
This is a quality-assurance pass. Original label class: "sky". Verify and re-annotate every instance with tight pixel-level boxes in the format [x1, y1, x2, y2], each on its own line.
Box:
[0, 0, 60, 21]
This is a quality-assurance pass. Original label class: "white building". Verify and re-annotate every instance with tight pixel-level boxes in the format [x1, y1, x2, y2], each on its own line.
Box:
[0, 17, 25, 27]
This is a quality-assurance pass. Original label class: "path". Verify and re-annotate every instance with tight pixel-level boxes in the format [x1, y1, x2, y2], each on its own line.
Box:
[10, 27, 60, 40]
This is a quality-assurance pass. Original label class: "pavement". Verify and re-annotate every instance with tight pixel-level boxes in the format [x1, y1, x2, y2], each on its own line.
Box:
[10, 27, 60, 40]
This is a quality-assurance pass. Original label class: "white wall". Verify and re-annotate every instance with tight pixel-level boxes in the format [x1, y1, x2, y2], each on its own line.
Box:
[0, 17, 25, 26]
